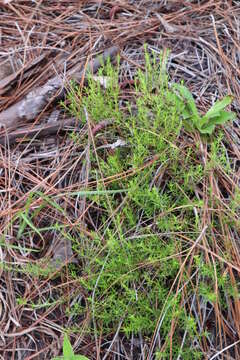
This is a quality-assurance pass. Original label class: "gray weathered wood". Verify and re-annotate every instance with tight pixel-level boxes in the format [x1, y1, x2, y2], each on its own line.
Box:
[0, 46, 119, 129]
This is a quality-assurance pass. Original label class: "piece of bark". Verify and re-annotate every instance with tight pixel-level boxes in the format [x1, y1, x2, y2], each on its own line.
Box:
[0, 117, 76, 145]
[0, 54, 46, 95]
[0, 46, 119, 129]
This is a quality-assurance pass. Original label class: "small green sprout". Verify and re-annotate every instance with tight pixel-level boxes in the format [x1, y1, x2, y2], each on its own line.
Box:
[52, 334, 89, 360]
[172, 83, 236, 134]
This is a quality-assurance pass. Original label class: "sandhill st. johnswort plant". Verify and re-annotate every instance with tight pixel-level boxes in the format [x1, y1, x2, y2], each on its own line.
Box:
[56, 48, 239, 359]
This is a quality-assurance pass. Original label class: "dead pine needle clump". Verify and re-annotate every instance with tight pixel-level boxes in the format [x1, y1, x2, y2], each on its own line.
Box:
[0, 1, 240, 359]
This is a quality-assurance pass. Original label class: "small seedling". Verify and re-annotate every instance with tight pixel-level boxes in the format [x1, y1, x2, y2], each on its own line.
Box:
[52, 334, 89, 360]
[172, 83, 236, 134]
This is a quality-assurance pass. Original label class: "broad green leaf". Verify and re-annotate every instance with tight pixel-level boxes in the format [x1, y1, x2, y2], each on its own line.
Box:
[165, 92, 185, 112]
[199, 110, 236, 134]
[63, 334, 74, 359]
[182, 119, 195, 132]
[167, 88, 195, 125]
[201, 110, 236, 128]
[182, 107, 193, 120]
[200, 111, 220, 127]
[172, 83, 199, 119]
[181, 108, 192, 120]
[188, 115, 199, 127]
[202, 95, 234, 123]
[198, 124, 216, 135]
[52, 353, 89, 360]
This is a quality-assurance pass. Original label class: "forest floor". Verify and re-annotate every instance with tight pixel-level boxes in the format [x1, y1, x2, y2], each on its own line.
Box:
[0, 1, 240, 359]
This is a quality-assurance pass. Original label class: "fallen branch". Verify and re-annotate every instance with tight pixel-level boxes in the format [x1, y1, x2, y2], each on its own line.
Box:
[0, 117, 113, 146]
[0, 117, 77, 145]
[0, 46, 119, 129]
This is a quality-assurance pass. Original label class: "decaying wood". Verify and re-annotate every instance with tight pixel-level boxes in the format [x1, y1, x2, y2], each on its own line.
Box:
[0, 46, 119, 130]
[0, 53, 47, 95]
[0, 117, 77, 145]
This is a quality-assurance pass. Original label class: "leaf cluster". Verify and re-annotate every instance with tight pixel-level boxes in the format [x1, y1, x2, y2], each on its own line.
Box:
[172, 83, 236, 134]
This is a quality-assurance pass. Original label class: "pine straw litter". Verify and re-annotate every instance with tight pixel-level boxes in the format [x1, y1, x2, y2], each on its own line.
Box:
[0, 1, 240, 359]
